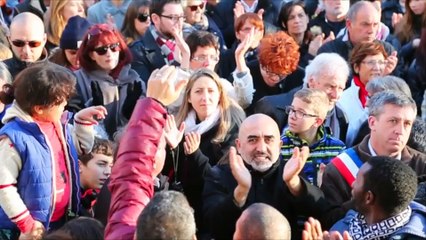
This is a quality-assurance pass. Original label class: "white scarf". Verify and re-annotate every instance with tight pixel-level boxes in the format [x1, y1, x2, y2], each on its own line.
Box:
[184, 109, 220, 135]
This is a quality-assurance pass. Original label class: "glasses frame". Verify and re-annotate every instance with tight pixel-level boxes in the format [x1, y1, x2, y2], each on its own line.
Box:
[137, 13, 150, 22]
[361, 60, 388, 68]
[191, 54, 219, 62]
[10, 39, 42, 48]
[285, 106, 318, 119]
[93, 43, 120, 55]
[261, 65, 286, 79]
[188, 2, 205, 12]
[160, 14, 186, 23]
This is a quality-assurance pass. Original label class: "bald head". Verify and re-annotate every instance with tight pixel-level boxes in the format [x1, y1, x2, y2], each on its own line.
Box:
[236, 114, 282, 172]
[234, 203, 291, 240]
[9, 12, 46, 63]
[238, 114, 280, 139]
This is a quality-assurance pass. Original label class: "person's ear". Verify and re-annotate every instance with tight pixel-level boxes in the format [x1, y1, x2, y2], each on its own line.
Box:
[151, 13, 161, 26]
[32, 105, 44, 116]
[353, 64, 360, 74]
[78, 160, 83, 173]
[235, 138, 241, 152]
[346, 19, 351, 29]
[314, 117, 325, 127]
[368, 115, 376, 131]
[365, 190, 375, 205]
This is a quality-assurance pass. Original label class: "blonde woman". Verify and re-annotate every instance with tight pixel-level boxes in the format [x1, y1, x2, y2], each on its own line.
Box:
[162, 68, 245, 233]
[44, 0, 86, 51]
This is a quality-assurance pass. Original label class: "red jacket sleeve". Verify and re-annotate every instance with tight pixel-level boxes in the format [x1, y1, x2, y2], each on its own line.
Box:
[105, 98, 167, 240]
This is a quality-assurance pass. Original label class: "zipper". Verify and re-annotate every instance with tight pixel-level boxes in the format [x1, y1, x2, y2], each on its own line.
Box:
[38, 126, 57, 226]
[61, 120, 74, 219]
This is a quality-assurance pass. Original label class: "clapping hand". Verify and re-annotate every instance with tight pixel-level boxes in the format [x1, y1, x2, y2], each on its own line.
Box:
[302, 217, 352, 240]
[229, 146, 251, 207]
[283, 146, 309, 196]
[383, 51, 398, 76]
[164, 115, 185, 149]
[183, 132, 201, 155]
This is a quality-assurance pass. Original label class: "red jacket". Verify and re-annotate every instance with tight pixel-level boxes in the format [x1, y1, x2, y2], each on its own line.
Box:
[105, 98, 167, 240]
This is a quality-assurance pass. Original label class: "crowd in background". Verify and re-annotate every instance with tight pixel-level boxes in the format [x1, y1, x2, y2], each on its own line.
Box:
[0, 0, 425, 239]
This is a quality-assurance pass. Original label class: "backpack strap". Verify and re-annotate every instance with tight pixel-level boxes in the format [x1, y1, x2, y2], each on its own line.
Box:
[331, 148, 364, 187]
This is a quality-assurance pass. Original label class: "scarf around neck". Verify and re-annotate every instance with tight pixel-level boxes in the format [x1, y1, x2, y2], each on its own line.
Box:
[184, 108, 220, 135]
[349, 207, 411, 240]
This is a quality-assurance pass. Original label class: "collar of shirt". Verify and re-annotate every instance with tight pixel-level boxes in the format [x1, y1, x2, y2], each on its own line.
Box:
[368, 138, 402, 160]
[241, 0, 259, 13]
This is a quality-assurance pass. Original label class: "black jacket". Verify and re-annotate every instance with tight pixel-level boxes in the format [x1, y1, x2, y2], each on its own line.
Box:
[3, 48, 48, 79]
[130, 29, 179, 83]
[203, 159, 330, 239]
[162, 122, 239, 234]
[382, 0, 404, 34]
[308, 11, 346, 38]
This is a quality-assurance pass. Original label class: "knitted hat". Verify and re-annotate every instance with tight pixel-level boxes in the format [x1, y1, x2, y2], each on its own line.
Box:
[60, 16, 91, 50]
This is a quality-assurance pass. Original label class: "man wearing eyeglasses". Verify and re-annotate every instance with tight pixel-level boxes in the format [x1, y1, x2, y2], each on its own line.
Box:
[130, 0, 185, 83]
[4, 12, 47, 78]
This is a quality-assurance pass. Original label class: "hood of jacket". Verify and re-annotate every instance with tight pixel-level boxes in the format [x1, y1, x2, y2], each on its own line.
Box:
[2, 101, 34, 124]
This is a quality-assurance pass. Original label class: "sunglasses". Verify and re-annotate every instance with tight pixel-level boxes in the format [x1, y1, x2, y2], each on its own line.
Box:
[137, 13, 150, 22]
[93, 43, 120, 55]
[11, 40, 42, 48]
[188, 2, 205, 11]
[87, 24, 115, 40]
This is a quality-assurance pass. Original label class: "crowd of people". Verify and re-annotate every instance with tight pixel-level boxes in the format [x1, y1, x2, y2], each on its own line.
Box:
[0, 0, 425, 239]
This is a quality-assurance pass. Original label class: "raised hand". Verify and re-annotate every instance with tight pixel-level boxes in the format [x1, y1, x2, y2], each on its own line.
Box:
[283, 146, 310, 196]
[229, 146, 251, 207]
[308, 34, 325, 56]
[323, 231, 352, 240]
[146, 65, 188, 106]
[75, 105, 108, 125]
[164, 115, 185, 149]
[183, 132, 201, 155]
[172, 29, 191, 68]
[233, 1, 245, 21]
[90, 81, 104, 106]
[383, 51, 398, 76]
[122, 80, 145, 120]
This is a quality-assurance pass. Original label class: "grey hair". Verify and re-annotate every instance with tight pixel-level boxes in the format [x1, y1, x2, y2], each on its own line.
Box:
[303, 53, 350, 87]
[136, 191, 196, 240]
[0, 62, 12, 84]
[368, 90, 417, 117]
[366, 76, 412, 97]
[347, 1, 374, 22]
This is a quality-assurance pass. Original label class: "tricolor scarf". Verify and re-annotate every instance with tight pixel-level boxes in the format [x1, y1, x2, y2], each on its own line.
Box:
[150, 26, 175, 63]
[349, 207, 411, 240]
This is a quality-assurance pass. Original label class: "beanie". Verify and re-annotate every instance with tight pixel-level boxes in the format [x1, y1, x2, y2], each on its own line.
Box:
[60, 16, 91, 50]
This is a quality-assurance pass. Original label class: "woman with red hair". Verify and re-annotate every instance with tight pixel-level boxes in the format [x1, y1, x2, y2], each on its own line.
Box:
[235, 31, 304, 113]
[75, 24, 146, 139]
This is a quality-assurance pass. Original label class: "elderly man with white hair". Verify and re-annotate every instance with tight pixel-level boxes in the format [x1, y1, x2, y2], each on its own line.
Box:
[255, 52, 350, 143]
